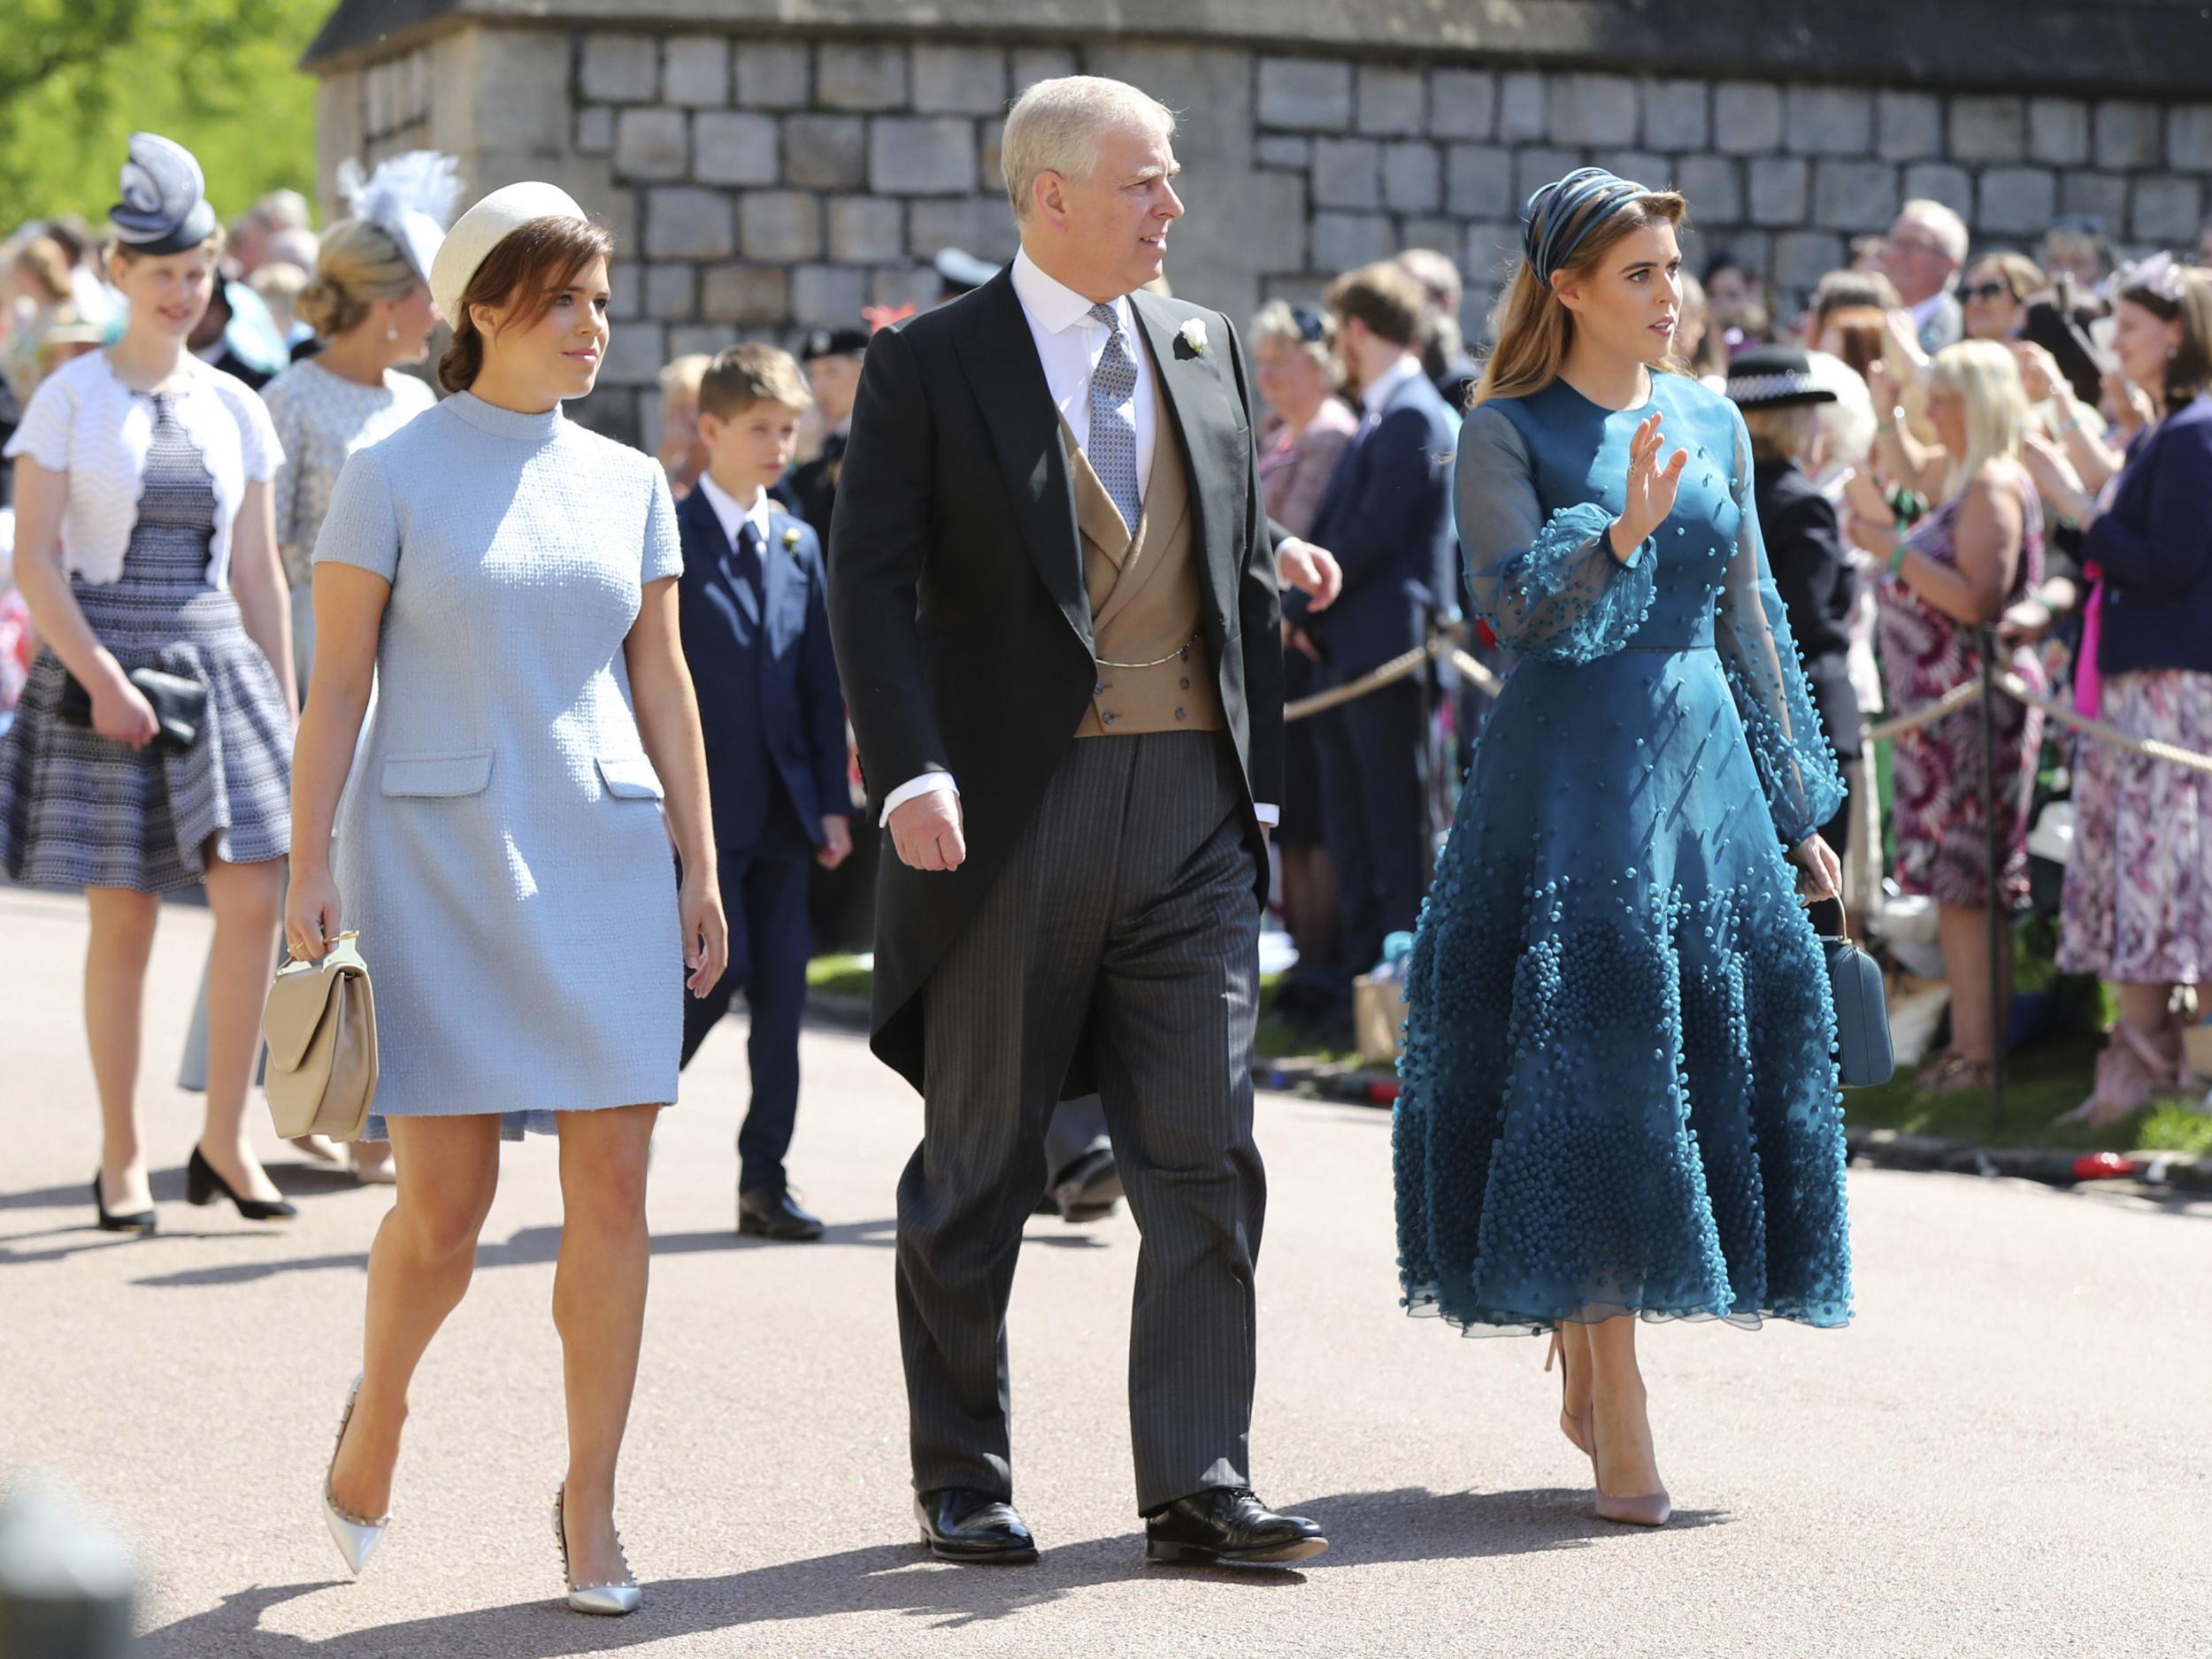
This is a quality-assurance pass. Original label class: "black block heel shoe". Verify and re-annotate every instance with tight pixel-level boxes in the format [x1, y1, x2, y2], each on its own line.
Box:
[186, 1145, 297, 1221]
[91, 1172, 157, 1234]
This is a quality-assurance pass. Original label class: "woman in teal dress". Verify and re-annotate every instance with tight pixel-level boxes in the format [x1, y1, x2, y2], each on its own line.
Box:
[1394, 170, 1852, 1526]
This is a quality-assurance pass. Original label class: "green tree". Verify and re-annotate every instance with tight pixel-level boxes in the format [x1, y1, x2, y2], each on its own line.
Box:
[1, 0, 333, 234]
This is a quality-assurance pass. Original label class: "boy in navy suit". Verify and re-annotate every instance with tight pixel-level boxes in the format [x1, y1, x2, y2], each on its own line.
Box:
[677, 345, 854, 1239]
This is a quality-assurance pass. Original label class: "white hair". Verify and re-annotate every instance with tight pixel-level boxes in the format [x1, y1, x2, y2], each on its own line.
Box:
[1897, 198, 1969, 265]
[1804, 349, 1876, 475]
[1001, 75, 1176, 221]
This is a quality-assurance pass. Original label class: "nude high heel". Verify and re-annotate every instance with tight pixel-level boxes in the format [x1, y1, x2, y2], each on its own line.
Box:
[1588, 1387, 1672, 1527]
[321, 1374, 390, 1575]
[1546, 1329, 1594, 1462]
[554, 1482, 641, 1616]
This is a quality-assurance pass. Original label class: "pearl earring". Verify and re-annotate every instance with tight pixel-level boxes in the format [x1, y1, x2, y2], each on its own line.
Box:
[387, 326, 399, 342]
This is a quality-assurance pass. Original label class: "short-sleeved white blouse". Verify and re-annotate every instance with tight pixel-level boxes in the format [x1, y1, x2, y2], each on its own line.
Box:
[2, 350, 282, 588]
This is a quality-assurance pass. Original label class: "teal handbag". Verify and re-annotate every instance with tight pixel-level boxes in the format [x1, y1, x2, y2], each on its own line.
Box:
[1810, 898, 1893, 1088]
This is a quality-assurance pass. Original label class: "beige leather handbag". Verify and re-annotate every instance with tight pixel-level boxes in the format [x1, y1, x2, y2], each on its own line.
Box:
[262, 932, 380, 1141]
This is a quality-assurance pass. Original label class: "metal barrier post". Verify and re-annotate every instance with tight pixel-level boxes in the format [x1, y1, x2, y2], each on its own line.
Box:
[1978, 626, 2007, 1128]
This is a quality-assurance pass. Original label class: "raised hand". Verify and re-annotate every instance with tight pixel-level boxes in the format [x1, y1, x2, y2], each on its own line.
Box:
[1609, 411, 1688, 559]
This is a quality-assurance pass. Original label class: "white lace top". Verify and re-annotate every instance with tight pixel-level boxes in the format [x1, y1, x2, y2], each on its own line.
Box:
[2, 350, 281, 588]
[260, 357, 436, 588]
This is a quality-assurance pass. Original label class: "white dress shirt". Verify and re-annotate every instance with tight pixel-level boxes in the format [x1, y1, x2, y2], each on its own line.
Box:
[695, 470, 775, 551]
[1358, 352, 1426, 422]
[881, 248, 1276, 829]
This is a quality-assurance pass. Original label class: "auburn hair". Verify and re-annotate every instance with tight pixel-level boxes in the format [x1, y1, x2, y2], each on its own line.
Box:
[437, 214, 614, 394]
[1469, 188, 1688, 412]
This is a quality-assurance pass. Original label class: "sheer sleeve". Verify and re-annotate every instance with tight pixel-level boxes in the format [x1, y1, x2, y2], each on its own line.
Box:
[1456, 403, 1655, 664]
[1714, 407, 1846, 846]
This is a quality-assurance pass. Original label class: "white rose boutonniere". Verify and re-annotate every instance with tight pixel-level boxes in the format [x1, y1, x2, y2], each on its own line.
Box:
[1178, 318, 1208, 358]
[780, 526, 803, 554]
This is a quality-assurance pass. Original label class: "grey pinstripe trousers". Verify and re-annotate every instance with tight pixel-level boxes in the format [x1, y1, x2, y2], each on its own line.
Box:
[898, 730, 1264, 1513]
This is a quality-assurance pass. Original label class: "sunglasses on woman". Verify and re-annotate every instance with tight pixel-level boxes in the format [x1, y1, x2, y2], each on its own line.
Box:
[1962, 280, 2016, 303]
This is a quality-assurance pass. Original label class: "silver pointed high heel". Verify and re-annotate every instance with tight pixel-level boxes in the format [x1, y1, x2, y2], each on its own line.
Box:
[322, 1373, 390, 1575]
[554, 1482, 641, 1616]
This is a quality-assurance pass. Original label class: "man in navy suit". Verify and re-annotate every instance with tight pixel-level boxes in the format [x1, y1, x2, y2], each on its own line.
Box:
[677, 344, 854, 1240]
[1286, 260, 1458, 1017]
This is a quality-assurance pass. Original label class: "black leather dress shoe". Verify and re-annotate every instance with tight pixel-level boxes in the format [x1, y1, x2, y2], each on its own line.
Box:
[737, 1186, 824, 1240]
[915, 1487, 1038, 1563]
[1050, 1147, 1124, 1224]
[1144, 1487, 1326, 1566]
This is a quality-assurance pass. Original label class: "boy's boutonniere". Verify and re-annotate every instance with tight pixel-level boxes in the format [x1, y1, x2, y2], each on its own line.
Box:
[780, 526, 803, 554]
[1177, 318, 1208, 358]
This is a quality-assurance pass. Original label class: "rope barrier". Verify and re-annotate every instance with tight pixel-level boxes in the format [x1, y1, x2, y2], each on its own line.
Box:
[1282, 638, 1453, 721]
[1859, 679, 1987, 744]
[1996, 670, 2212, 779]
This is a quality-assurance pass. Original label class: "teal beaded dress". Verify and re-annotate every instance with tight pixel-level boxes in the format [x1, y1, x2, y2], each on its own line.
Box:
[1394, 371, 1853, 1334]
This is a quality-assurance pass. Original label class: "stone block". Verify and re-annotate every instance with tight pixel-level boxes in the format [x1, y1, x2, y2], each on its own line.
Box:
[1012, 47, 1078, 91]
[735, 41, 810, 111]
[1258, 58, 1353, 132]
[871, 265, 941, 310]
[669, 323, 739, 357]
[2059, 170, 2128, 227]
[615, 108, 688, 181]
[1772, 229, 1847, 293]
[2027, 97, 2091, 166]
[598, 318, 664, 387]
[575, 106, 614, 158]
[1875, 91, 1941, 162]
[569, 389, 641, 443]
[1549, 73, 1638, 148]
[1641, 78, 1707, 152]
[1257, 135, 1310, 170]
[694, 111, 779, 187]
[740, 191, 821, 262]
[827, 196, 905, 264]
[580, 32, 658, 104]
[645, 262, 695, 320]
[870, 117, 976, 196]
[1705, 227, 1770, 277]
[1311, 211, 1393, 273]
[1950, 96, 2024, 163]
[1514, 146, 1584, 206]
[979, 119, 1007, 194]
[1786, 86, 1873, 157]
[1597, 151, 1667, 192]
[1978, 166, 2055, 235]
[1397, 216, 1459, 256]
[1445, 144, 1514, 218]
[1357, 66, 1425, 136]
[1429, 69, 1495, 141]
[2169, 104, 2212, 171]
[1676, 155, 1742, 224]
[910, 196, 1018, 263]
[818, 42, 906, 111]
[1813, 159, 1899, 232]
[1747, 156, 1807, 226]
[1463, 219, 1522, 288]
[1713, 82, 1782, 155]
[702, 265, 790, 325]
[1312, 137, 1381, 209]
[1383, 142, 1441, 212]
[646, 188, 734, 260]
[913, 44, 1009, 115]
[791, 264, 871, 327]
[2131, 175, 2203, 243]
[1240, 166, 1310, 274]
[1901, 162, 1972, 218]
[2093, 100, 2162, 169]
[663, 36, 730, 107]
[441, 29, 568, 154]
[784, 114, 867, 189]
[1498, 72, 1547, 142]
[607, 261, 641, 320]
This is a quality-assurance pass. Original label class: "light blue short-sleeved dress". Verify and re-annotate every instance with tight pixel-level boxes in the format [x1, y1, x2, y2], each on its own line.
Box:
[1394, 372, 1853, 1336]
[313, 391, 685, 1141]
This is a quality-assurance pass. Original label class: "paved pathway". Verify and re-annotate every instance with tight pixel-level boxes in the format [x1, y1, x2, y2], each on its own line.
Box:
[2, 885, 2204, 1657]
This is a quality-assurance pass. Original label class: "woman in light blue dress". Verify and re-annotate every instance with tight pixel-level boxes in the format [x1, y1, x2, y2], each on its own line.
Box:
[284, 184, 727, 1614]
[1394, 171, 1852, 1527]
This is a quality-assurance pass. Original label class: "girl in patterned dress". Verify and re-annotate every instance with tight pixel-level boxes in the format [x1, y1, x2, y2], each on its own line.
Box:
[0, 134, 298, 1232]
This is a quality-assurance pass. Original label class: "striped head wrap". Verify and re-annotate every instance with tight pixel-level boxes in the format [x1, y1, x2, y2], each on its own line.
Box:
[1520, 165, 1653, 287]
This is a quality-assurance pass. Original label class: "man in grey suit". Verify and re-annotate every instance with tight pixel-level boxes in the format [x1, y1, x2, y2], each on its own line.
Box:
[828, 75, 1325, 1569]
[1884, 198, 1968, 354]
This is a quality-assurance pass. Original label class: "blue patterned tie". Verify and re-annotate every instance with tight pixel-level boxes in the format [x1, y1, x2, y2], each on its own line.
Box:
[1086, 301, 1142, 534]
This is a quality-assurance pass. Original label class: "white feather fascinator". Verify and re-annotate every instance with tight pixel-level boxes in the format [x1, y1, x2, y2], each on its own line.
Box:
[337, 150, 465, 284]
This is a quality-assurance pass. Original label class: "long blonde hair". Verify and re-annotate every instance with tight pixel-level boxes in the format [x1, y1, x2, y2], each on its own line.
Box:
[1925, 339, 2026, 494]
[1470, 188, 1688, 411]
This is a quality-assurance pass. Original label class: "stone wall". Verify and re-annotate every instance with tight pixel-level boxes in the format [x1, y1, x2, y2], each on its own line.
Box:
[311, 22, 2212, 444]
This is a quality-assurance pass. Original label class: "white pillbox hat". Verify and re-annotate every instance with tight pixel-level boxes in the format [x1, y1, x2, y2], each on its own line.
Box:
[429, 181, 588, 326]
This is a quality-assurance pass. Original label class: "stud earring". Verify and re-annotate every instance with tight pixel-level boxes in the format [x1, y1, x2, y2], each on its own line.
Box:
[387, 326, 399, 342]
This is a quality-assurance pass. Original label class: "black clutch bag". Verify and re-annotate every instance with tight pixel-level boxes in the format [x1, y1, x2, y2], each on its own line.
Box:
[1809, 897, 1893, 1088]
[54, 666, 208, 754]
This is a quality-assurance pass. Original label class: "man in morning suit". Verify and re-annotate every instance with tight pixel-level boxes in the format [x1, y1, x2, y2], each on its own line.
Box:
[676, 344, 854, 1240]
[1288, 259, 1458, 1015]
[828, 75, 1325, 1569]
